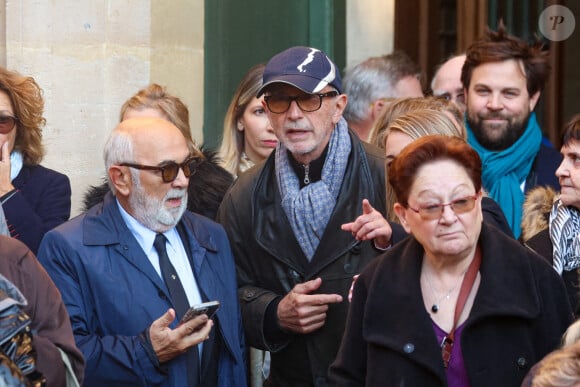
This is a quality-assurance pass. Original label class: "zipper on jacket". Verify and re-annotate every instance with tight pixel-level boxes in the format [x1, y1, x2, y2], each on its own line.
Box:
[303, 164, 310, 185]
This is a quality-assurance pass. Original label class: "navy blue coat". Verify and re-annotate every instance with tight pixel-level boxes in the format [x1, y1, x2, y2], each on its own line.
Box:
[525, 144, 561, 192]
[3, 164, 71, 253]
[38, 193, 246, 387]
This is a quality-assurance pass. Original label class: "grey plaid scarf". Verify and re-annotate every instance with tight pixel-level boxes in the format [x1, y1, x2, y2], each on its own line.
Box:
[549, 198, 580, 274]
[276, 118, 351, 260]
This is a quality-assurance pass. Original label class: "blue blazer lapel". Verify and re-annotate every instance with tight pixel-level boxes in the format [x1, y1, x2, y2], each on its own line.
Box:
[83, 193, 169, 297]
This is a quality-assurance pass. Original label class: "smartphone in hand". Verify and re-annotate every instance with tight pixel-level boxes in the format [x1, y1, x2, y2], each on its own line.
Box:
[179, 300, 220, 325]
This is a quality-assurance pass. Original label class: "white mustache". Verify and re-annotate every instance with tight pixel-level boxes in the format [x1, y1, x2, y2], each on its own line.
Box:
[165, 189, 187, 201]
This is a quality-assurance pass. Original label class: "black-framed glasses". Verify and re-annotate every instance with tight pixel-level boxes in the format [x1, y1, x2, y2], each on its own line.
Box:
[120, 156, 202, 183]
[264, 91, 339, 114]
[0, 115, 18, 134]
[407, 194, 479, 220]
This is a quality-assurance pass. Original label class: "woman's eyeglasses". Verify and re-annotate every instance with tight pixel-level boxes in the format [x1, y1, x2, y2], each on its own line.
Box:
[120, 156, 202, 183]
[0, 115, 18, 134]
[264, 91, 338, 114]
[407, 194, 479, 220]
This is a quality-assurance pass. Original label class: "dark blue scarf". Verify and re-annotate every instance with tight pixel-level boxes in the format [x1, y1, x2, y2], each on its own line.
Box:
[466, 112, 542, 238]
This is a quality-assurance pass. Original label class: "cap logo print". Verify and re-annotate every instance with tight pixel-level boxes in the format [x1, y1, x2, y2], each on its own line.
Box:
[257, 46, 343, 96]
[297, 48, 319, 73]
[314, 57, 337, 93]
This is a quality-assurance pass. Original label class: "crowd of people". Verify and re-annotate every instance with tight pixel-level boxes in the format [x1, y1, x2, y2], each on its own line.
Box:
[0, 20, 577, 387]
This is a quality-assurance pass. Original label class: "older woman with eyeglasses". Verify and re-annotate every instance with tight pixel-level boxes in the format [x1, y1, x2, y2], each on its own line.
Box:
[0, 67, 71, 253]
[330, 135, 573, 387]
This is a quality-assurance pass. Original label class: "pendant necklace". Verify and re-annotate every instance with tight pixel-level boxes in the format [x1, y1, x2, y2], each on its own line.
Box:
[424, 270, 466, 314]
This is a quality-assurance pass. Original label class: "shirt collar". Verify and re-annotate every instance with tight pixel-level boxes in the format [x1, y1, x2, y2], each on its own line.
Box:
[116, 199, 180, 255]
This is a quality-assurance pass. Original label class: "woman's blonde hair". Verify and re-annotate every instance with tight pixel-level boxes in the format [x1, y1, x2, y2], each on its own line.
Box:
[562, 319, 580, 347]
[119, 83, 201, 157]
[369, 96, 464, 148]
[384, 109, 466, 222]
[218, 63, 265, 176]
[531, 341, 580, 387]
[0, 67, 46, 165]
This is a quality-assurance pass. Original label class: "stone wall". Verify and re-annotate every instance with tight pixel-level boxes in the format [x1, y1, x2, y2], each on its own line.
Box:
[0, 0, 392, 216]
[2, 0, 204, 215]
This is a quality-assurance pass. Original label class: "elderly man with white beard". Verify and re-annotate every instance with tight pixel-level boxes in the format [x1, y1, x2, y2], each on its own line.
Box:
[37, 117, 247, 387]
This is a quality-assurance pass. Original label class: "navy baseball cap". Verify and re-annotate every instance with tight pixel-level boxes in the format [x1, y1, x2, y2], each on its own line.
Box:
[257, 46, 342, 97]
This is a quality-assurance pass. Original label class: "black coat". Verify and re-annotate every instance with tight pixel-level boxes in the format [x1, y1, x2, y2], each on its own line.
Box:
[217, 131, 406, 386]
[525, 144, 562, 192]
[525, 229, 580, 316]
[329, 223, 573, 387]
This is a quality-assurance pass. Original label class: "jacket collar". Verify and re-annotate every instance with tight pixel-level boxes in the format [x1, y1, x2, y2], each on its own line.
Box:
[11, 164, 31, 186]
[363, 223, 541, 377]
[82, 192, 218, 253]
[252, 132, 374, 275]
[81, 192, 222, 309]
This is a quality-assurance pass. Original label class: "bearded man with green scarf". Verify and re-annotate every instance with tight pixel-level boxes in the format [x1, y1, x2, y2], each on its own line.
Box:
[462, 23, 561, 239]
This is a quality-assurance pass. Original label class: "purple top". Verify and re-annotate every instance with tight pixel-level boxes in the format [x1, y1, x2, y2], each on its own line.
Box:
[433, 321, 470, 387]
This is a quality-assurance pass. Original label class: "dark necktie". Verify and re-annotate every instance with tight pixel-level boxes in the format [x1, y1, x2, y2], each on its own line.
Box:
[153, 233, 199, 386]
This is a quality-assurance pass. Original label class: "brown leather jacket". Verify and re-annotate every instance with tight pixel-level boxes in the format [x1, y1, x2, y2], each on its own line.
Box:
[0, 235, 84, 386]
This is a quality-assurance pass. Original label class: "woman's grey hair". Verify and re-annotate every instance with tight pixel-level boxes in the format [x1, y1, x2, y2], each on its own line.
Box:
[103, 129, 134, 193]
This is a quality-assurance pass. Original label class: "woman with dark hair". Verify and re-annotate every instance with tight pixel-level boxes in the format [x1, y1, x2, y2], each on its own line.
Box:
[330, 135, 572, 386]
[521, 115, 580, 316]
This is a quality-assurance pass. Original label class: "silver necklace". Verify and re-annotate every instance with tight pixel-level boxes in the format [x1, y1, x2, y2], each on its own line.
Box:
[424, 271, 466, 313]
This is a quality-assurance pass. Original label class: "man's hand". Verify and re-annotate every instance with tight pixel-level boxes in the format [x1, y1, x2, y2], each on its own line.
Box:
[0, 141, 14, 196]
[341, 199, 392, 249]
[150, 308, 213, 363]
[277, 278, 342, 334]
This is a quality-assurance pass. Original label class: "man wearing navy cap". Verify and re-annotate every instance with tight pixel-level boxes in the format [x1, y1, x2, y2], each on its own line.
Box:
[217, 46, 405, 386]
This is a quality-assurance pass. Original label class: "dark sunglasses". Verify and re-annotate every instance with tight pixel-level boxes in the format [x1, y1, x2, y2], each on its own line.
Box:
[120, 156, 202, 183]
[0, 115, 18, 134]
[264, 91, 339, 114]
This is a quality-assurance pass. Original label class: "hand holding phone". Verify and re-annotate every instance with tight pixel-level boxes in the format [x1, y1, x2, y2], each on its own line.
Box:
[179, 300, 220, 325]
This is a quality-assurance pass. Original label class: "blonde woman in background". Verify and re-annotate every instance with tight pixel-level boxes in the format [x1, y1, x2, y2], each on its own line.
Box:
[368, 96, 464, 147]
[521, 319, 580, 386]
[219, 64, 277, 177]
[529, 342, 580, 387]
[382, 109, 465, 221]
[120, 83, 199, 154]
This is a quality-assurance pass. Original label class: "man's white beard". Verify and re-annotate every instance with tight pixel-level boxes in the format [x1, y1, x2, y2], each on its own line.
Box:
[129, 175, 188, 232]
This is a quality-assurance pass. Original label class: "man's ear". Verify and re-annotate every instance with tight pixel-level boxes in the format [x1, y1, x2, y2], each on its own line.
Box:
[529, 91, 541, 112]
[393, 203, 412, 233]
[332, 94, 348, 125]
[108, 166, 132, 197]
[371, 99, 387, 121]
